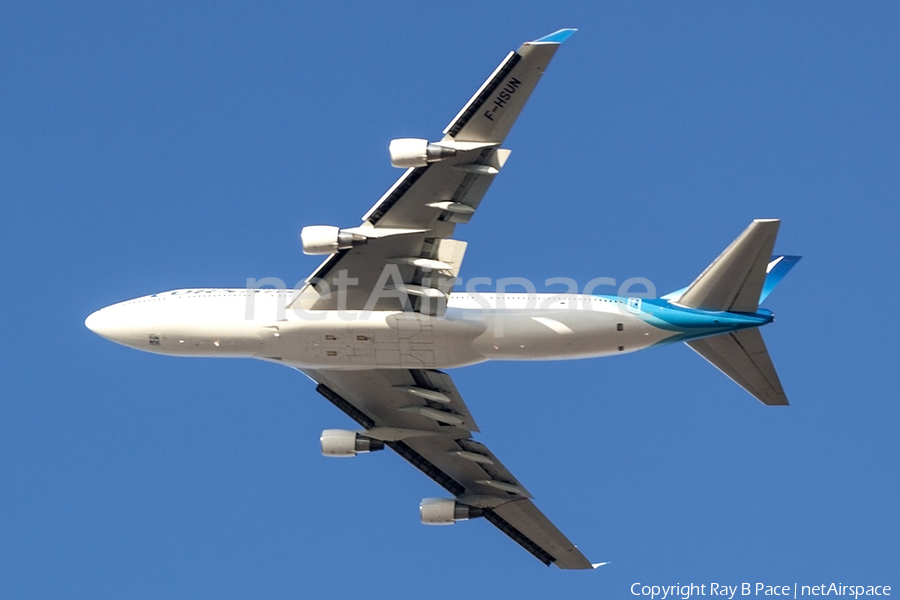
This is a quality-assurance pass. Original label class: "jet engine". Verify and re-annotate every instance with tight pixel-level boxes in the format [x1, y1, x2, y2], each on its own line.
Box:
[320, 429, 385, 457]
[419, 497, 483, 525]
[389, 138, 457, 168]
[300, 226, 367, 255]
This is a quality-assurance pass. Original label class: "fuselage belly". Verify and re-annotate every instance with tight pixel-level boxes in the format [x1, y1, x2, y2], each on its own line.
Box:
[84, 289, 696, 369]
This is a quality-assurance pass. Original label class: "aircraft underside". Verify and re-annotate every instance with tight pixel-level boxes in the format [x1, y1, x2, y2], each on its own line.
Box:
[85, 28, 797, 569]
[84, 291, 682, 369]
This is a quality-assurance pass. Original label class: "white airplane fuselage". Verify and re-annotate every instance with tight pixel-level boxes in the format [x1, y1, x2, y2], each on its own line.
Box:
[81, 28, 799, 570]
[85, 288, 733, 369]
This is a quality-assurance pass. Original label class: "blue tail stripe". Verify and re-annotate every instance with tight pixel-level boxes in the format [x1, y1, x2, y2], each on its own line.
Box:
[759, 255, 802, 303]
[663, 254, 801, 304]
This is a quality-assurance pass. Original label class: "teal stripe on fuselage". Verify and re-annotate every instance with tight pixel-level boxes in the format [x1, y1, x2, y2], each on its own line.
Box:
[595, 296, 774, 346]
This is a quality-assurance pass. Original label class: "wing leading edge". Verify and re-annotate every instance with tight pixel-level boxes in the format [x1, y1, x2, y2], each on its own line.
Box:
[302, 367, 595, 569]
[292, 30, 575, 315]
[297, 29, 591, 568]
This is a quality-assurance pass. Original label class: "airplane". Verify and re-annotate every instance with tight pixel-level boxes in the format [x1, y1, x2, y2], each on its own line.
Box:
[85, 29, 800, 569]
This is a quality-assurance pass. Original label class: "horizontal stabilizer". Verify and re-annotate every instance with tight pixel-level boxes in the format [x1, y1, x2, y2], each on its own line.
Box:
[686, 329, 788, 405]
[678, 220, 780, 313]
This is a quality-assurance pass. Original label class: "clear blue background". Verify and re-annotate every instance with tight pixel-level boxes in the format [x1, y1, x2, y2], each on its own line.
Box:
[2, 2, 897, 597]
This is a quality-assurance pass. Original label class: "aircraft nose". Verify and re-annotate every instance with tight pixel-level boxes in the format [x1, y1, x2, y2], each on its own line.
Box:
[85, 301, 162, 350]
[85, 307, 122, 340]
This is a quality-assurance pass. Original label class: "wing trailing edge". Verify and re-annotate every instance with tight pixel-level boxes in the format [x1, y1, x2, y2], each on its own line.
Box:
[443, 29, 576, 144]
[304, 368, 595, 569]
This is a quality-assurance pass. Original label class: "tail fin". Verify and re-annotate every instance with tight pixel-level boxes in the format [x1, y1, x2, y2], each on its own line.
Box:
[676, 219, 780, 312]
[674, 220, 798, 405]
[759, 255, 802, 304]
[686, 329, 788, 405]
[663, 253, 802, 305]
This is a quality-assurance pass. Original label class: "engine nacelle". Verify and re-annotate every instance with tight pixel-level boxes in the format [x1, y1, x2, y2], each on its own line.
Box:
[419, 497, 483, 525]
[389, 138, 457, 168]
[320, 429, 385, 457]
[300, 226, 367, 255]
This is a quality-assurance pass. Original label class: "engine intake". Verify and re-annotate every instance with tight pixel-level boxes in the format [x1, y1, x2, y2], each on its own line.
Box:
[389, 138, 457, 168]
[320, 429, 385, 457]
[301, 226, 367, 255]
[419, 497, 483, 525]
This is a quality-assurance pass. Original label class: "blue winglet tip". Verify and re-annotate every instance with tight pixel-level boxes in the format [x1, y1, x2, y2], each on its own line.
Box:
[532, 28, 577, 44]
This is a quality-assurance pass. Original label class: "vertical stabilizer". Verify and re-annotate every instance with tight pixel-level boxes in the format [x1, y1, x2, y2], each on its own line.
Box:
[759, 255, 802, 304]
[677, 220, 780, 312]
[686, 329, 788, 405]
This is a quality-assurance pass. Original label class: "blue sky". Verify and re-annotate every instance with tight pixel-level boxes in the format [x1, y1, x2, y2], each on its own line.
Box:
[2, 2, 898, 598]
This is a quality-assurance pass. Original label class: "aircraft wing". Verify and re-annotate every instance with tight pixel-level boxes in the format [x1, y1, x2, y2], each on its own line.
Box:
[292, 30, 575, 315]
[302, 367, 595, 569]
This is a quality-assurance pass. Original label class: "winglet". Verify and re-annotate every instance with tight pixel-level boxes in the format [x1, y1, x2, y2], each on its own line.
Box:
[592, 561, 610, 569]
[531, 28, 577, 44]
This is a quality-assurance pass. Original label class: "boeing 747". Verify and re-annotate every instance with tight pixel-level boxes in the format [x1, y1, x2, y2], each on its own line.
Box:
[86, 29, 799, 569]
